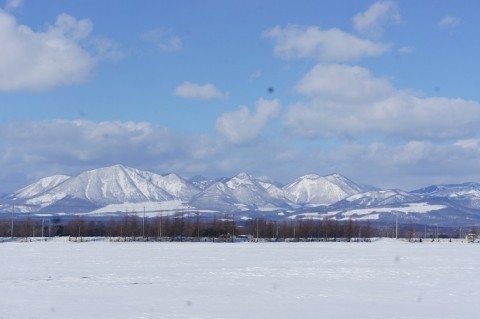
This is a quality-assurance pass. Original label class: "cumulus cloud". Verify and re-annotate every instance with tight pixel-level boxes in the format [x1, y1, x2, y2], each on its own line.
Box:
[173, 81, 227, 100]
[295, 63, 393, 102]
[215, 98, 281, 144]
[438, 16, 461, 31]
[353, 1, 401, 37]
[262, 24, 389, 62]
[142, 28, 182, 52]
[0, 10, 119, 91]
[285, 63, 480, 140]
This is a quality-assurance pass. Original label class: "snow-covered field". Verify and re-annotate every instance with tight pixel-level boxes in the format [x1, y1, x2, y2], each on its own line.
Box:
[1, 239, 479, 319]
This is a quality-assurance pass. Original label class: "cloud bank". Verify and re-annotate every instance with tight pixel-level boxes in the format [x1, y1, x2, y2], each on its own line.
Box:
[2, 119, 480, 192]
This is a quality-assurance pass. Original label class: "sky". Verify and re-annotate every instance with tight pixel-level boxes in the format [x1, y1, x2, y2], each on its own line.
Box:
[1, 0, 480, 193]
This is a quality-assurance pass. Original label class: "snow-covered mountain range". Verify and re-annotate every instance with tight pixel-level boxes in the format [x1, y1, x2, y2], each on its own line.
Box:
[1, 164, 480, 226]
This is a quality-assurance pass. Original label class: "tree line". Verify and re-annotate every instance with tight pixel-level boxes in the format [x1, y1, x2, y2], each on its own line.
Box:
[0, 212, 461, 241]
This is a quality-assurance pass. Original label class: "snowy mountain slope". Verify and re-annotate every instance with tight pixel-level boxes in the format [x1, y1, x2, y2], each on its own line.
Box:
[189, 176, 228, 190]
[143, 173, 200, 201]
[411, 183, 480, 209]
[5, 165, 188, 212]
[227, 173, 290, 209]
[188, 181, 240, 212]
[2, 165, 480, 226]
[283, 174, 365, 205]
[11, 175, 71, 200]
[255, 176, 287, 201]
[339, 189, 421, 208]
[189, 172, 290, 211]
[24, 165, 175, 207]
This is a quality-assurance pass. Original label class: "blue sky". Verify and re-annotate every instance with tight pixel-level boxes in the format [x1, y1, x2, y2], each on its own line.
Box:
[1, 0, 480, 192]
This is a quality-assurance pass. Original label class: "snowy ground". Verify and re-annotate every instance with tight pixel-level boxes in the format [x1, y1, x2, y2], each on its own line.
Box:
[1, 239, 479, 319]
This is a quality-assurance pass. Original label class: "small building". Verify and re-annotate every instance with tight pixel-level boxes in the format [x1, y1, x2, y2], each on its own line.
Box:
[466, 233, 477, 243]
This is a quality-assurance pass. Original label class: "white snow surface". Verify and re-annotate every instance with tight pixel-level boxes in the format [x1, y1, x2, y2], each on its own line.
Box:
[289, 203, 447, 220]
[1, 240, 480, 319]
[345, 189, 420, 206]
[339, 202, 447, 217]
[86, 200, 191, 216]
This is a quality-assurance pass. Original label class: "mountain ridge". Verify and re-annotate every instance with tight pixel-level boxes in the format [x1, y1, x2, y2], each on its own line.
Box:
[2, 164, 480, 226]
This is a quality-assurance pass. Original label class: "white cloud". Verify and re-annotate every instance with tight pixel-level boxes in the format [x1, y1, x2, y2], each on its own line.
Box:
[454, 138, 480, 150]
[438, 16, 461, 31]
[215, 98, 281, 144]
[285, 63, 480, 140]
[0, 10, 119, 91]
[295, 63, 393, 102]
[353, 1, 401, 37]
[142, 28, 182, 52]
[262, 24, 390, 62]
[4, 0, 22, 11]
[173, 81, 227, 100]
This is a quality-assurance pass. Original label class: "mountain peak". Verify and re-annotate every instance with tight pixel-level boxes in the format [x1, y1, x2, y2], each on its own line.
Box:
[300, 174, 321, 180]
[284, 173, 366, 205]
[101, 164, 133, 172]
[325, 173, 345, 179]
[235, 172, 252, 179]
[227, 172, 257, 189]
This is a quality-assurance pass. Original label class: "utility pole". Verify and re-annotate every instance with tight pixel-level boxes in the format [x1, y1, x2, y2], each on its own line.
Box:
[11, 203, 14, 239]
[196, 212, 200, 240]
[41, 219, 45, 238]
[159, 212, 162, 239]
[142, 206, 145, 239]
[395, 213, 399, 239]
